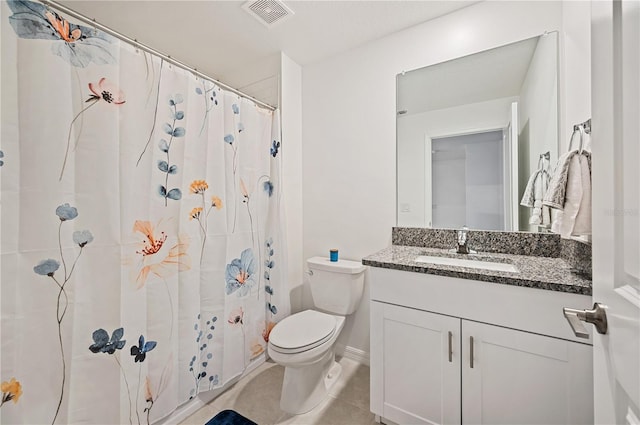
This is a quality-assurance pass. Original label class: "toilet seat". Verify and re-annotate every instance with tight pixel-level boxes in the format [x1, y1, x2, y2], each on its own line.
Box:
[269, 310, 337, 354]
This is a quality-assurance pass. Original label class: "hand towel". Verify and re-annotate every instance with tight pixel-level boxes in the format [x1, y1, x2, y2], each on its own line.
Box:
[520, 170, 539, 208]
[559, 154, 592, 237]
[521, 169, 551, 226]
[571, 154, 592, 235]
[543, 150, 592, 210]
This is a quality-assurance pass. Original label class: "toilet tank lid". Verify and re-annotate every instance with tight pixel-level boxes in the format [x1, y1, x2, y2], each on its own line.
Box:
[307, 257, 366, 274]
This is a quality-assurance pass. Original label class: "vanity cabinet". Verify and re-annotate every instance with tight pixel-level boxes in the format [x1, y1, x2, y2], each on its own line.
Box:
[371, 302, 461, 424]
[461, 320, 592, 425]
[370, 267, 594, 425]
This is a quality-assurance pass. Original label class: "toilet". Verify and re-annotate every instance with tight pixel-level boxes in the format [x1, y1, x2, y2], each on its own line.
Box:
[267, 256, 366, 415]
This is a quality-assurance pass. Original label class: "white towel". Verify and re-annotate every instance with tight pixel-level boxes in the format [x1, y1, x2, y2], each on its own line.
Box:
[558, 154, 592, 237]
[572, 155, 592, 235]
[521, 169, 550, 226]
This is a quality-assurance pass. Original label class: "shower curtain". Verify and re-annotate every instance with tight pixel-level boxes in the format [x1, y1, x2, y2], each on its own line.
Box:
[0, 1, 289, 423]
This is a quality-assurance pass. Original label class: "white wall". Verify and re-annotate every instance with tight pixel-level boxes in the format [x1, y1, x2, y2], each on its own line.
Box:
[519, 33, 559, 171]
[560, 1, 592, 153]
[518, 32, 559, 231]
[280, 53, 304, 314]
[302, 1, 582, 356]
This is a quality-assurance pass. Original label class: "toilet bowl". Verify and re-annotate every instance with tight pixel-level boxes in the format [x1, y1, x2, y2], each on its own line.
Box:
[268, 310, 345, 414]
[267, 257, 366, 415]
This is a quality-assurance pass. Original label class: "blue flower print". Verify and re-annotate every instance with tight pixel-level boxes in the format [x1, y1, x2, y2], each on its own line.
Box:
[33, 259, 60, 276]
[263, 180, 274, 197]
[262, 180, 274, 197]
[195, 82, 218, 135]
[0, 150, 4, 167]
[264, 238, 277, 317]
[158, 94, 185, 205]
[72, 230, 94, 247]
[270, 140, 280, 158]
[89, 328, 126, 354]
[169, 94, 184, 106]
[190, 315, 219, 397]
[224, 134, 234, 145]
[225, 248, 256, 296]
[35, 203, 92, 424]
[55, 203, 78, 221]
[130, 335, 157, 363]
[6, 0, 116, 68]
[232, 104, 240, 114]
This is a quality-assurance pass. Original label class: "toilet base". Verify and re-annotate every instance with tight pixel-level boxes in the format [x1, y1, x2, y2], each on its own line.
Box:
[279, 348, 342, 415]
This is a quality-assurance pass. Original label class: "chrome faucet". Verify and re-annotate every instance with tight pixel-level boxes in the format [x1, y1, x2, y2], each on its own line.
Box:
[456, 226, 470, 254]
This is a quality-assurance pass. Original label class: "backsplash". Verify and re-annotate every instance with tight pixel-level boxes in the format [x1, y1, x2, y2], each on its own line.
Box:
[392, 227, 561, 257]
[392, 227, 592, 278]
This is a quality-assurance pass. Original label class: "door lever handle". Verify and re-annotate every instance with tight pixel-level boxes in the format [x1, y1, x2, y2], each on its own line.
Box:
[563, 302, 608, 338]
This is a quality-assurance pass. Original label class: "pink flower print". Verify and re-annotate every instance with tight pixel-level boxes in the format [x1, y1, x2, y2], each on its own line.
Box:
[87, 78, 126, 104]
[60, 77, 126, 180]
[228, 307, 244, 326]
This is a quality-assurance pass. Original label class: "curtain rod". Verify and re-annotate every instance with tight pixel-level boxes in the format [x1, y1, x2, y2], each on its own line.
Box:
[39, 0, 276, 111]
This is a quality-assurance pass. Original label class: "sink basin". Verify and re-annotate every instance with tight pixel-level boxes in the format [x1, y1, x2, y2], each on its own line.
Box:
[414, 255, 518, 273]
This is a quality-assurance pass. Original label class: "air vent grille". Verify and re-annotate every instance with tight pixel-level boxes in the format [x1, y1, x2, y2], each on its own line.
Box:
[242, 0, 294, 28]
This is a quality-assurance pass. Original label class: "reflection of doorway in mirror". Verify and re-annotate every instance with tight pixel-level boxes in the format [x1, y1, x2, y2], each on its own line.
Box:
[429, 130, 509, 231]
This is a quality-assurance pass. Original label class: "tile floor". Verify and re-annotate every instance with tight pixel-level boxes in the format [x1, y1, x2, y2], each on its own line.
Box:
[180, 357, 376, 425]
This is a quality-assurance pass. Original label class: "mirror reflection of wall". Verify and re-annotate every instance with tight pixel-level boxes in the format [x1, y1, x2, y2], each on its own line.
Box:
[397, 32, 558, 232]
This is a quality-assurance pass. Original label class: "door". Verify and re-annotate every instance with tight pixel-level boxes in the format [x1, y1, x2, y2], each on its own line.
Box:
[462, 320, 593, 425]
[591, 1, 640, 422]
[370, 302, 460, 425]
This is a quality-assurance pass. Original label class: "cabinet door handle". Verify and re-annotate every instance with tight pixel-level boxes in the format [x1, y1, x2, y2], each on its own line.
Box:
[470, 336, 474, 368]
[448, 331, 453, 362]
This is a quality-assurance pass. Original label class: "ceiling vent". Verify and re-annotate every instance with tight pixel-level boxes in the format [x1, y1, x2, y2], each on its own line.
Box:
[242, 0, 294, 28]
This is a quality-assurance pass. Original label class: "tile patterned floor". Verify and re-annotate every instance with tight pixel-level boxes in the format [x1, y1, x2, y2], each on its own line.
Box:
[180, 357, 375, 425]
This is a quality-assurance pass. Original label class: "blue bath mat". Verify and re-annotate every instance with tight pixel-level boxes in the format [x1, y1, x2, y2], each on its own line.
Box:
[205, 409, 258, 425]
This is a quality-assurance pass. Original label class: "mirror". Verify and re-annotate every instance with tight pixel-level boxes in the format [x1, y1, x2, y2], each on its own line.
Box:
[397, 32, 558, 232]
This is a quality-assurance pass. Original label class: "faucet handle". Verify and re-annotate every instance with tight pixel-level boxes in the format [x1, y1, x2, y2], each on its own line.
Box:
[457, 225, 469, 244]
[456, 226, 470, 254]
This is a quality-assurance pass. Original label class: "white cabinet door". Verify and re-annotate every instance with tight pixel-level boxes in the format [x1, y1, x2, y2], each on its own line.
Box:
[371, 302, 461, 425]
[462, 320, 593, 425]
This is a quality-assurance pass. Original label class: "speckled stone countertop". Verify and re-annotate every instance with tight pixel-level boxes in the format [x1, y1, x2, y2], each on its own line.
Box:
[362, 245, 592, 295]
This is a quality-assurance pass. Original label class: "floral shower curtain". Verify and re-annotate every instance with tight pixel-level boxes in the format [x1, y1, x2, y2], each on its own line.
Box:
[0, 1, 289, 423]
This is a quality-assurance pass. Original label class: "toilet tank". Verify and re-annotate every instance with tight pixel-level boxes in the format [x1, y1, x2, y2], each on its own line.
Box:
[307, 257, 366, 315]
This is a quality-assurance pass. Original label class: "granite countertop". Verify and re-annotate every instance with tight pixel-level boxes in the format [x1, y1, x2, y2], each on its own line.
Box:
[362, 245, 592, 295]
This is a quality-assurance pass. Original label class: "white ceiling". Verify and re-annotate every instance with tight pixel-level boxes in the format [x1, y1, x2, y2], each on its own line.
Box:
[57, 0, 478, 106]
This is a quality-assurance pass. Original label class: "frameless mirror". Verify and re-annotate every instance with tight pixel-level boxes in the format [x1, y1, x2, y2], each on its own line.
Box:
[397, 32, 558, 232]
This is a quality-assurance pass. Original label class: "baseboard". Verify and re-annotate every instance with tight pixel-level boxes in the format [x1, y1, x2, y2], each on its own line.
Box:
[335, 343, 370, 366]
[155, 354, 266, 424]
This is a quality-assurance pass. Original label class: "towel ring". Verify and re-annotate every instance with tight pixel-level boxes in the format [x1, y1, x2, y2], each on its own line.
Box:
[568, 125, 586, 154]
[537, 152, 550, 171]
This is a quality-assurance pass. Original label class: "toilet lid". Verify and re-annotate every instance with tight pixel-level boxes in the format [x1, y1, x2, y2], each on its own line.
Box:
[269, 310, 336, 354]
